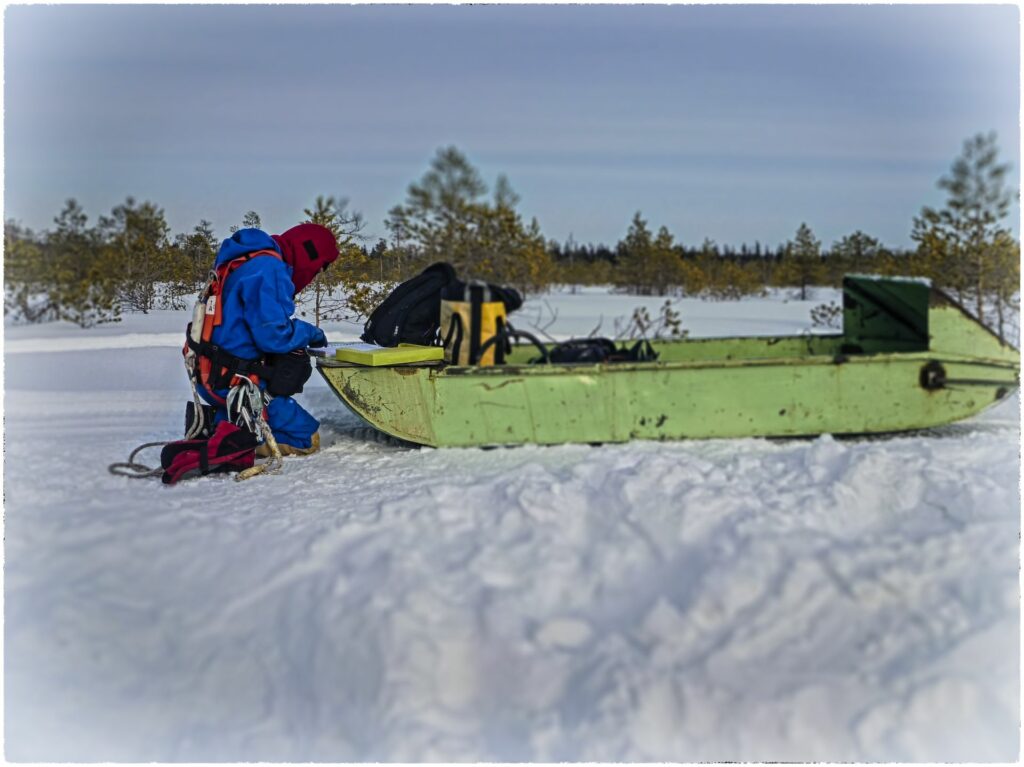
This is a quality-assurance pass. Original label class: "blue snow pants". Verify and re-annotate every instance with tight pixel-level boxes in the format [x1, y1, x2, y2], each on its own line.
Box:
[200, 385, 319, 450]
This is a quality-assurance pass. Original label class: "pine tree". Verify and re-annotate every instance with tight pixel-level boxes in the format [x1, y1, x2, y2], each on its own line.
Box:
[678, 252, 709, 297]
[694, 238, 725, 296]
[615, 213, 685, 295]
[230, 210, 262, 234]
[651, 226, 683, 295]
[48, 199, 122, 327]
[99, 197, 173, 313]
[777, 222, 823, 300]
[987, 231, 1020, 343]
[386, 147, 553, 293]
[368, 238, 388, 283]
[171, 219, 219, 304]
[615, 212, 655, 295]
[831, 230, 881, 278]
[386, 146, 487, 275]
[299, 195, 383, 324]
[4, 220, 55, 322]
[912, 132, 1015, 323]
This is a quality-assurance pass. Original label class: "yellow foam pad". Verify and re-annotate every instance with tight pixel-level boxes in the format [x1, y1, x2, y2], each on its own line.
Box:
[334, 343, 444, 366]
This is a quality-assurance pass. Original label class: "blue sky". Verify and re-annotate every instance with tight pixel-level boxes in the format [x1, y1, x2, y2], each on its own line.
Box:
[4, 4, 1019, 249]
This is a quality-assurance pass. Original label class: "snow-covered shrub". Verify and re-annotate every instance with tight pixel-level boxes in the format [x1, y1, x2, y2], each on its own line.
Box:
[810, 301, 842, 329]
[615, 299, 688, 340]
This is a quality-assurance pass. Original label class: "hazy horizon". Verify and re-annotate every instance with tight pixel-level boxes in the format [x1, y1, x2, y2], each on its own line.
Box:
[5, 4, 1020, 250]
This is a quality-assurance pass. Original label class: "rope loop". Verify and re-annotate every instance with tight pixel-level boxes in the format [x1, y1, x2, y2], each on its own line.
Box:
[107, 441, 168, 478]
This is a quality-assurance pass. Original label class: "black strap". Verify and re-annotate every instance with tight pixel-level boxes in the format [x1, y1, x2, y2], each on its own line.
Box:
[469, 284, 484, 364]
[627, 339, 658, 362]
[186, 336, 274, 382]
[493, 316, 507, 364]
[444, 312, 464, 364]
[199, 443, 210, 475]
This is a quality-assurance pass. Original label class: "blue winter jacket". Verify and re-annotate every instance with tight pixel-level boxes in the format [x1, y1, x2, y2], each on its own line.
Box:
[210, 229, 326, 360]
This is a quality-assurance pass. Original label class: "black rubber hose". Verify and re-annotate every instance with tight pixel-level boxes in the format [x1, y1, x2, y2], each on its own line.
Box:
[478, 326, 550, 364]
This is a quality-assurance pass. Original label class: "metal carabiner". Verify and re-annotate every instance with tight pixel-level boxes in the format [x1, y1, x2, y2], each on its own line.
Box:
[226, 378, 264, 433]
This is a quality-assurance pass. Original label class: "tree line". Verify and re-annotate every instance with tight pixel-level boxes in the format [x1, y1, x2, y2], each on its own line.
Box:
[4, 132, 1019, 341]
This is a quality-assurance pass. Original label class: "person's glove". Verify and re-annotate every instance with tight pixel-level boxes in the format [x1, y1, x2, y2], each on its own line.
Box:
[309, 328, 328, 348]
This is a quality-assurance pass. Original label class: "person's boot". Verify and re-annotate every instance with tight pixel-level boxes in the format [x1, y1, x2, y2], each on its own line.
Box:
[256, 431, 320, 458]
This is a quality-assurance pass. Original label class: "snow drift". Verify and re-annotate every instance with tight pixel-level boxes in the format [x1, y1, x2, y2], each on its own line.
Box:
[4, 289, 1019, 761]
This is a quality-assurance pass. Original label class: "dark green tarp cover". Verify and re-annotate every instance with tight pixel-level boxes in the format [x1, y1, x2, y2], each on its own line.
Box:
[842, 276, 930, 354]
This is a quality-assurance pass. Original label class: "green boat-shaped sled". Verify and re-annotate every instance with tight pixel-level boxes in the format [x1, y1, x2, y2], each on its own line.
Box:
[317, 276, 1019, 448]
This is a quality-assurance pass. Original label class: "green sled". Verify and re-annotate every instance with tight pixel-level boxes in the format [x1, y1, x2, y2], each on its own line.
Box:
[317, 276, 1020, 448]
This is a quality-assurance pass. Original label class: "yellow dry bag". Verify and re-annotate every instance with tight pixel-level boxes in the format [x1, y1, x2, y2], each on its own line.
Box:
[440, 281, 508, 366]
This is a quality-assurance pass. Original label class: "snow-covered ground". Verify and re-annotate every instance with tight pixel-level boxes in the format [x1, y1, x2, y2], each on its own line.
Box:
[4, 288, 1020, 761]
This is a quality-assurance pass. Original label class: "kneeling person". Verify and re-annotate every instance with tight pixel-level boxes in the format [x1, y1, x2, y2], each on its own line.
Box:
[192, 223, 339, 454]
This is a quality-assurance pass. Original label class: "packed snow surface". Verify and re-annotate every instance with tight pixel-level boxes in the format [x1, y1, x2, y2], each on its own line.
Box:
[4, 288, 1020, 761]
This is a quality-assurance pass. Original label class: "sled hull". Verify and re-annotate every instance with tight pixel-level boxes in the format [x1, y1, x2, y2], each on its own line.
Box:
[318, 278, 1019, 448]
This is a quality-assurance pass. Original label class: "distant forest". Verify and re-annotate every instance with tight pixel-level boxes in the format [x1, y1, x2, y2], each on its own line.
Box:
[4, 133, 1019, 342]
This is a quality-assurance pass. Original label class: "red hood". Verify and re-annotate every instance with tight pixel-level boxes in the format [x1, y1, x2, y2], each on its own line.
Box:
[272, 223, 340, 293]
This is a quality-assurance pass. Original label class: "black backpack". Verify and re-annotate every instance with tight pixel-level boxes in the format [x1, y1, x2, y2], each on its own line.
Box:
[361, 262, 460, 347]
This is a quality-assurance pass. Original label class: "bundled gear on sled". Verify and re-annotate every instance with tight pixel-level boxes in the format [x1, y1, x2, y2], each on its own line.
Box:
[110, 224, 340, 484]
[360, 261, 662, 369]
[542, 337, 659, 364]
[361, 262, 525, 367]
